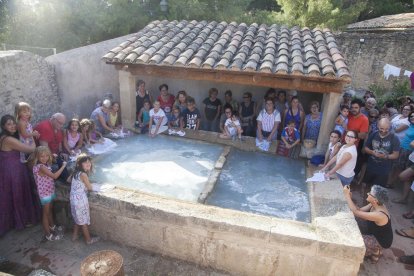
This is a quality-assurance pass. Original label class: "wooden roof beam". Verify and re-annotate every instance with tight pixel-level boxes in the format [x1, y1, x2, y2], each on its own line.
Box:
[112, 64, 346, 94]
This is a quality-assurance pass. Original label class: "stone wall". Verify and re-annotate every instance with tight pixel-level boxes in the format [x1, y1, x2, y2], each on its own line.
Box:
[0, 51, 59, 122]
[336, 31, 414, 91]
[45, 34, 135, 120]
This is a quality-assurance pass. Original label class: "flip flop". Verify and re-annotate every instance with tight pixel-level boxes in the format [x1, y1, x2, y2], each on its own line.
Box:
[403, 212, 414, 219]
[395, 228, 414, 240]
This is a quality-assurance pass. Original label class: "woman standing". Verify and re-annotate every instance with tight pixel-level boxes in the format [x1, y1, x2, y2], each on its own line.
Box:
[343, 185, 393, 262]
[0, 115, 39, 236]
[239, 92, 257, 137]
[391, 105, 412, 142]
[135, 80, 152, 124]
[321, 130, 358, 187]
[283, 96, 304, 132]
[302, 101, 323, 142]
[157, 84, 175, 121]
[256, 97, 281, 149]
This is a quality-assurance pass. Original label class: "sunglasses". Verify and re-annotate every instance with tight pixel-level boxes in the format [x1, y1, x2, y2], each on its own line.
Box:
[367, 192, 376, 199]
[346, 135, 356, 139]
[369, 115, 378, 118]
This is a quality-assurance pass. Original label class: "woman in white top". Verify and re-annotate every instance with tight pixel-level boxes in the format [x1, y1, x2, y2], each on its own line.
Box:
[321, 130, 358, 186]
[391, 104, 412, 142]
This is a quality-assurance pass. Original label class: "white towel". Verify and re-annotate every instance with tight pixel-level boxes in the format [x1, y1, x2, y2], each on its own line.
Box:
[255, 139, 270, 151]
[306, 172, 327, 182]
[87, 138, 117, 155]
[383, 64, 401, 80]
[404, 70, 412, 77]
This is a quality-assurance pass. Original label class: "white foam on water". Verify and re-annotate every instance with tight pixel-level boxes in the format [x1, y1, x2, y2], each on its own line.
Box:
[92, 136, 223, 202]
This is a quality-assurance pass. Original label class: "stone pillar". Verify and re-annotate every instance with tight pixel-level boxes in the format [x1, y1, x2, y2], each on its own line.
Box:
[317, 92, 341, 151]
[119, 70, 136, 129]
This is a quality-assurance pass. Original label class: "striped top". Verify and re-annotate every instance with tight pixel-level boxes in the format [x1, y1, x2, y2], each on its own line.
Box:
[257, 109, 281, 132]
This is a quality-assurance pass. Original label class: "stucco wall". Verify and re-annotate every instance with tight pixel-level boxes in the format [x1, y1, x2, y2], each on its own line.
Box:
[336, 31, 414, 90]
[45, 34, 135, 120]
[0, 50, 59, 122]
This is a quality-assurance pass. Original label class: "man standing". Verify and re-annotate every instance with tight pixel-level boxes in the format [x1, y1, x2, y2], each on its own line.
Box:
[347, 99, 369, 178]
[363, 118, 400, 188]
[34, 113, 69, 181]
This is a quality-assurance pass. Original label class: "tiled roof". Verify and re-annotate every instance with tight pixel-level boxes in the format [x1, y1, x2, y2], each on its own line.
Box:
[103, 20, 351, 81]
[347, 13, 414, 31]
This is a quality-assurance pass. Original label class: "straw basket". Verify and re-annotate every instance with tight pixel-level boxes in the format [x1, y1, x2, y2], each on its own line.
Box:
[80, 250, 124, 276]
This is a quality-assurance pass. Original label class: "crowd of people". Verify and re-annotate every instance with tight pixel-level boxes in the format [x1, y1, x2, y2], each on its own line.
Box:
[1, 79, 414, 264]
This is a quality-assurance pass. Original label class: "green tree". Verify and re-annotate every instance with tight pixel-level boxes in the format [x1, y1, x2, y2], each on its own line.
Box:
[275, 0, 368, 29]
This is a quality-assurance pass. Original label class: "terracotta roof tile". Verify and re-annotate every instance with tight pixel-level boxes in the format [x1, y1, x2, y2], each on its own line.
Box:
[103, 20, 350, 81]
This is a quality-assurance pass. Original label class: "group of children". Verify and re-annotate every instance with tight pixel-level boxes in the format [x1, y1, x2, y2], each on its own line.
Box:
[14, 102, 99, 244]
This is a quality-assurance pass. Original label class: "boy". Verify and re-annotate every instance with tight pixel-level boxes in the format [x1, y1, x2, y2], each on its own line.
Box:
[181, 97, 201, 130]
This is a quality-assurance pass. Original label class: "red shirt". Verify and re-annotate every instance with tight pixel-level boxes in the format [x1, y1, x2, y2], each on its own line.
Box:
[34, 120, 63, 154]
[157, 94, 175, 115]
[347, 113, 369, 147]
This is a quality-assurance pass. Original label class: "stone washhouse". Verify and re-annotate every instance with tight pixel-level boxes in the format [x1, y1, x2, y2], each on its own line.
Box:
[103, 20, 352, 151]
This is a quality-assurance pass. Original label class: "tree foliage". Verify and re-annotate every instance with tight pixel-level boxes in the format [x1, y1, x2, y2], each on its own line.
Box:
[0, 0, 412, 53]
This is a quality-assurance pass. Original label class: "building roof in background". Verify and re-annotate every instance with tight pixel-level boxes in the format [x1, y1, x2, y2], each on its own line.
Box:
[347, 13, 414, 31]
[103, 20, 351, 83]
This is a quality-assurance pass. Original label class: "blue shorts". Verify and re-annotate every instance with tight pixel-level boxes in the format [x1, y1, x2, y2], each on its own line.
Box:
[336, 173, 354, 186]
[40, 193, 56, 205]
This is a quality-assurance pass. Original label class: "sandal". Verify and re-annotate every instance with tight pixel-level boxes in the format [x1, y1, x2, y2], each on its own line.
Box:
[403, 212, 414, 219]
[45, 233, 62, 241]
[399, 255, 414, 265]
[50, 225, 64, 232]
[87, 236, 100, 245]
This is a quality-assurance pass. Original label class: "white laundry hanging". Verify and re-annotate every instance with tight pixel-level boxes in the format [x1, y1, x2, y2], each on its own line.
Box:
[383, 64, 401, 80]
[404, 70, 412, 77]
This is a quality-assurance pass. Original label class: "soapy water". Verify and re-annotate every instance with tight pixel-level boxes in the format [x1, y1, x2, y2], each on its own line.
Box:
[206, 149, 310, 222]
[91, 135, 310, 221]
[91, 135, 223, 202]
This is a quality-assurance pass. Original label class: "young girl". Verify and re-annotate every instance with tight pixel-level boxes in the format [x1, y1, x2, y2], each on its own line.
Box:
[321, 130, 358, 187]
[219, 108, 243, 140]
[174, 90, 188, 113]
[80, 119, 92, 145]
[108, 101, 120, 129]
[31, 146, 67, 241]
[70, 154, 99, 244]
[148, 101, 168, 138]
[321, 130, 342, 169]
[80, 119, 102, 145]
[277, 120, 301, 159]
[15, 102, 39, 162]
[137, 99, 151, 134]
[334, 105, 349, 136]
[63, 118, 83, 156]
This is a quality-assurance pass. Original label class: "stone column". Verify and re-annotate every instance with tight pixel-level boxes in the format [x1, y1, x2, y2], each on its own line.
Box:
[119, 70, 136, 129]
[317, 92, 341, 151]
